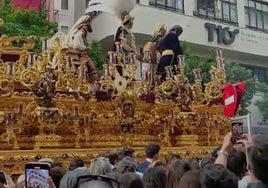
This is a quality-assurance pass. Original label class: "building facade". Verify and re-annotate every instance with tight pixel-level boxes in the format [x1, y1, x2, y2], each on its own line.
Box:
[55, 0, 89, 33]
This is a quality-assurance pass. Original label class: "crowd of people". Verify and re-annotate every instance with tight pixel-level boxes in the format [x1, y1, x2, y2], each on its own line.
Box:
[0, 132, 268, 188]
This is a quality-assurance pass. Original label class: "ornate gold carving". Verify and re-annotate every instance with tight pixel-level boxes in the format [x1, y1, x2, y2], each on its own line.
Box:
[0, 24, 230, 174]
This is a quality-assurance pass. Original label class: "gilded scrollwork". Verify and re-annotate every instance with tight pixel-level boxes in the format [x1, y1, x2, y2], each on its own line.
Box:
[0, 22, 231, 175]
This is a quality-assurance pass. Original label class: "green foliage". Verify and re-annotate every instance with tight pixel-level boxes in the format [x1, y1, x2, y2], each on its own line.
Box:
[0, 0, 57, 51]
[182, 41, 255, 115]
[182, 41, 215, 83]
[255, 82, 268, 121]
[225, 62, 255, 115]
[89, 40, 107, 75]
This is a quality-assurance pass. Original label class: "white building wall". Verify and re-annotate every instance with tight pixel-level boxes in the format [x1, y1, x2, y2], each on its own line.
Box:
[56, 0, 76, 32]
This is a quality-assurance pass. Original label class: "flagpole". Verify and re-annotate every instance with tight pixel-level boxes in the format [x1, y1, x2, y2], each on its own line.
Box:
[247, 114, 251, 136]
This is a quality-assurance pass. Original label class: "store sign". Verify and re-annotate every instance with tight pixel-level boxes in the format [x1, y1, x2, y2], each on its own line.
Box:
[205, 23, 239, 45]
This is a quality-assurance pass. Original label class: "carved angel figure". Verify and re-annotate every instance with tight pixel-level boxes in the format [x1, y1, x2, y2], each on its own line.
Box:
[62, 15, 93, 50]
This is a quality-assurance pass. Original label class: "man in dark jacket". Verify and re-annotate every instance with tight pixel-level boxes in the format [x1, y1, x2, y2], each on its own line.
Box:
[136, 144, 160, 173]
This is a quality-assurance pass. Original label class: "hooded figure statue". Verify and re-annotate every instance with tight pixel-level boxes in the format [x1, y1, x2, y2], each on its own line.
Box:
[156, 25, 183, 82]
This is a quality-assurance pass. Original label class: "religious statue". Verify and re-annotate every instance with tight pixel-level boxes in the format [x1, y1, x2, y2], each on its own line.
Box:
[63, 15, 93, 50]
[78, 57, 89, 83]
[113, 12, 145, 80]
[156, 25, 183, 82]
[143, 24, 167, 88]
[80, 53, 98, 84]
[177, 78, 193, 111]
[151, 24, 167, 46]
[114, 12, 137, 54]
[35, 66, 56, 107]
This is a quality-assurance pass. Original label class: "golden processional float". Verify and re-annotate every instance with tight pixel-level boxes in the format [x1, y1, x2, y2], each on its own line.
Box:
[0, 17, 229, 174]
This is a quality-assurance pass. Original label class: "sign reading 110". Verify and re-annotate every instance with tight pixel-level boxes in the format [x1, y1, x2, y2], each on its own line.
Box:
[205, 23, 239, 45]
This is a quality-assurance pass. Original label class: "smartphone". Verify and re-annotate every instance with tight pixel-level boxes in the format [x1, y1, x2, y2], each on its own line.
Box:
[0, 171, 6, 185]
[231, 122, 243, 143]
[25, 162, 50, 188]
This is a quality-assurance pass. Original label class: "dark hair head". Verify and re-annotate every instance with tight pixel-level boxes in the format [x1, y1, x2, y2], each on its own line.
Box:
[108, 150, 119, 165]
[119, 172, 144, 188]
[187, 158, 200, 170]
[69, 158, 85, 170]
[227, 150, 246, 178]
[199, 157, 215, 169]
[169, 25, 183, 36]
[120, 148, 135, 159]
[143, 166, 167, 188]
[199, 164, 238, 188]
[178, 170, 200, 188]
[50, 166, 66, 188]
[117, 156, 137, 174]
[166, 160, 191, 188]
[145, 144, 160, 159]
[165, 153, 181, 166]
[247, 134, 268, 185]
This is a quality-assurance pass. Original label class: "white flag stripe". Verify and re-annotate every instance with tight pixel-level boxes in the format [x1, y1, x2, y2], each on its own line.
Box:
[224, 95, 235, 106]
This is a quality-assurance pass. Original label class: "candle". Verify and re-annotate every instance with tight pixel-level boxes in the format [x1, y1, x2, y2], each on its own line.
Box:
[115, 42, 120, 53]
[78, 66, 84, 81]
[217, 49, 223, 58]
[17, 103, 23, 114]
[181, 56, 185, 66]
[66, 56, 71, 69]
[165, 66, 173, 78]
[209, 70, 216, 80]
[6, 62, 14, 77]
[73, 106, 79, 117]
[108, 52, 113, 64]
[113, 54, 117, 64]
[84, 115, 89, 126]
[42, 38, 48, 51]
[217, 57, 224, 69]
[103, 64, 110, 77]
[120, 44, 124, 53]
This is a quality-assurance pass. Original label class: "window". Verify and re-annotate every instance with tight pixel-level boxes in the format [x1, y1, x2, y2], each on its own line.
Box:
[149, 0, 184, 12]
[61, 25, 69, 33]
[195, 0, 238, 24]
[222, 0, 237, 23]
[245, 0, 268, 32]
[197, 0, 215, 18]
[61, 0, 68, 10]
[86, 0, 91, 8]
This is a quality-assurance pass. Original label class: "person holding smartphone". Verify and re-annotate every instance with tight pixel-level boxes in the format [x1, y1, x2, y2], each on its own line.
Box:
[0, 171, 15, 188]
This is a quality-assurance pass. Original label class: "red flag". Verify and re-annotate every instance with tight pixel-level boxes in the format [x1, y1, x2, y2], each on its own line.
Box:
[222, 84, 238, 117]
[222, 81, 246, 117]
[11, 0, 41, 12]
